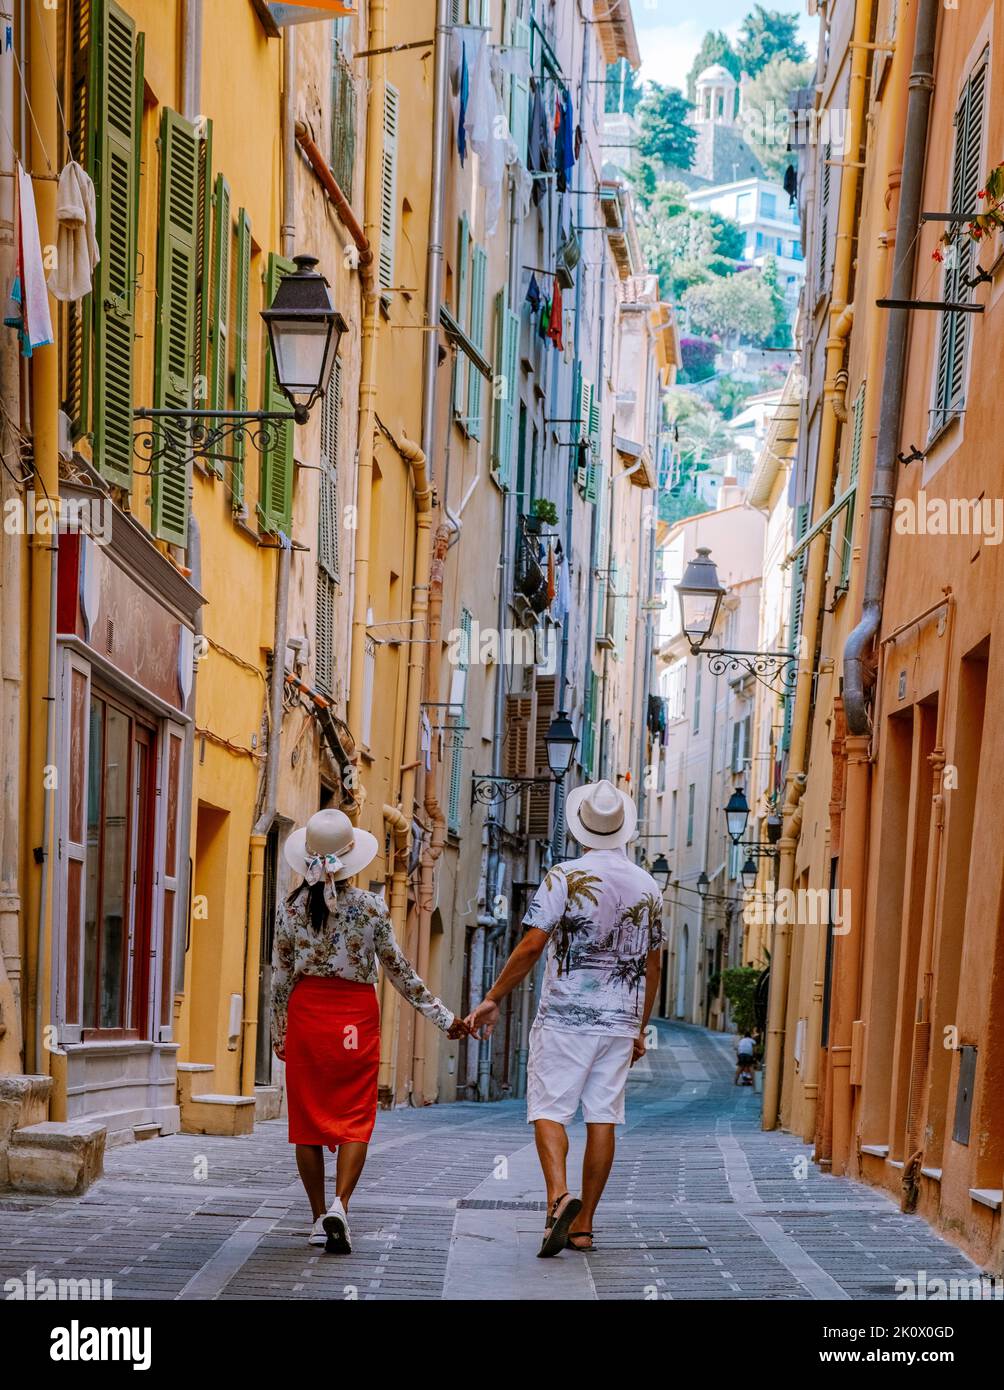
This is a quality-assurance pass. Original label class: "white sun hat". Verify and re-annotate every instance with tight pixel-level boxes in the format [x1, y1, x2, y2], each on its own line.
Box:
[283, 808, 379, 883]
[565, 778, 638, 851]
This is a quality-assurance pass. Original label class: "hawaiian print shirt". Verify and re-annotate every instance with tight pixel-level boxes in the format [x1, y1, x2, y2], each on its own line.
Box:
[270, 885, 454, 1053]
[523, 848, 664, 1037]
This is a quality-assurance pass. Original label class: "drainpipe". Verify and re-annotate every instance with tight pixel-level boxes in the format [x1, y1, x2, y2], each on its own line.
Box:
[240, 26, 296, 1096]
[24, 0, 59, 1078]
[348, 0, 385, 750]
[761, 0, 876, 1131]
[420, 0, 451, 474]
[181, 0, 203, 119]
[294, 121, 372, 272]
[0, 0, 23, 1072]
[843, 0, 940, 735]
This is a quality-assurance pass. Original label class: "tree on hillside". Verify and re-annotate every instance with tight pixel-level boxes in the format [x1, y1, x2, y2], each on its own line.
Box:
[636, 84, 696, 182]
[739, 55, 815, 178]
[686, 31, 740, 101]
[638, 186, 745, 301]
[736, 6, 809, 76]
[605, 58, 643, 116]
[682, 270, 777, 346]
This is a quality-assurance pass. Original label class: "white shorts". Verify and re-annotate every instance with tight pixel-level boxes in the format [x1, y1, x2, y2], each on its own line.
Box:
[526, 1025, 635, 1126]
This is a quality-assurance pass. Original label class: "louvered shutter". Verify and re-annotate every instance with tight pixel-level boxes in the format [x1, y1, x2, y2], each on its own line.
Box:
[315, 571, 336, 695]
[448, 608, 473, 834]
[331, 35, 355, 200]
[839, 381, 866, 588]
[467, 243, 487, 438]
[782, 502, 809, 751]
[67, 0, 98, 436]
[453, 214, 470, 416]
[817, 143, 831, 296]
[528, 676, 555, 837]
[231, 207, 252, 510]
[194, 118, 214, 411]
[208, 172, 231, 476]
[90, 1, 142, 486]
[378, 82, 400, 292]
[318, 357, 341, 582]
[509, 16, 531, 165]
[259, 252, 297, 535]
[503, 694, 534, 778]
[932, 55, 986, 434]
[151, 109, 200, 545]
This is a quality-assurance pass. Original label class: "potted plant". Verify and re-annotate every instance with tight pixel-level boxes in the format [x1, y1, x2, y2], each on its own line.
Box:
[526, 497, 559, 533]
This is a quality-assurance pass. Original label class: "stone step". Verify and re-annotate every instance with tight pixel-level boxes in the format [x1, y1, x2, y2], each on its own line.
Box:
[132, 1122, 162, 1141]
[180, 1093, 255, 1138]
[254, 1084, 282, 1122]
[176, 1062, 215, 1106]
[5, 1119, 107, 1196]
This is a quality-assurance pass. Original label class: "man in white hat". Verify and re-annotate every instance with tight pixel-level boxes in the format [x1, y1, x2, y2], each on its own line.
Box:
[466, 779, 664, 1257]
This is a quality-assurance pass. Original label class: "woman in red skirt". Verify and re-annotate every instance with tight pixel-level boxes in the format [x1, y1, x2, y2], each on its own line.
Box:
[271, 808, 468, 1254]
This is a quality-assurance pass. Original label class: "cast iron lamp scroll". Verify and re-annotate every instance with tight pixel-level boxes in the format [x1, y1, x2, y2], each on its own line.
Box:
[471, 711, 579, 807]
[676, 548, 798, 697]
[134, 254, 347, 469]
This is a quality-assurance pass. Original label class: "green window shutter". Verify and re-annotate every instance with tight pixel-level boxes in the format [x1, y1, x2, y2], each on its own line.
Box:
[151, 108, 200, 545]
[932, 54, 986, 435]
[378, 82, 399, 292]
[231, 207, 252, 510]
[817, 142, 831, 294]
[208, 172, 231, 476]
[259, 252, 297, 535]
[331, 35, 356, 201]
[782, 502, 810, 751]
[194, 117, 214, 409]
[315, 570, 336, 695]
[453, 213, 470, 417]
[318, 356, 341, 582]
[467, 243, 487, 438]
[839, 381, 866, 588]
[90, 0, 142, 487]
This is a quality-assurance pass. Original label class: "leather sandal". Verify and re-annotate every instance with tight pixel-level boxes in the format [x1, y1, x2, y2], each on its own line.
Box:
[566, 1231, 594, 1250]
[538, 1192, 582, 1258]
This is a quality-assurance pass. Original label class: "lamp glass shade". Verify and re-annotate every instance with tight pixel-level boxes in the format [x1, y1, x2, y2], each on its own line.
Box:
[650, 853, 671, 888]
[725, 787, 750, 844]
[676, 547, 725, 648]
[268, 318, 334, 399]
[696, 870, 710, 898]
[543, 710, 578, 777]
[741, 856, 757, 891]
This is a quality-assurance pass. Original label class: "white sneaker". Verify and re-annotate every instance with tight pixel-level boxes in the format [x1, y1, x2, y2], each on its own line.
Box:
[322, 1197, 352, 1254]
[308, 1217, 327, 1248]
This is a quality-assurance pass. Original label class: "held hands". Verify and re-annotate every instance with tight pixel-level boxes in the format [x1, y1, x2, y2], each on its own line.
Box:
[464, 997, 500, 1040]
[631, 1034, 646, 1066]
[446, 1015, 474, 1040]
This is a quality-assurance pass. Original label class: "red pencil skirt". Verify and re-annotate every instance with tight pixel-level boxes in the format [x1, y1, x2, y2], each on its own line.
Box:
[284, 975, 380, 1149]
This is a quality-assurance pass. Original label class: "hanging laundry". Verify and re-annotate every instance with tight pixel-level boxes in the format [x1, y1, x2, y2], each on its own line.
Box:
[783, 163, 798, 208]
[466, 30, 495, 164]
[5, 162, 53, 356]
[553, 541, 571, 621]
[546, 544, 556, 605]
[527, 79, 552, 206]
[547, 278, 563, 350]
[538, 294, 551, 340]
[420, 711, 432, 772]
[525, 272, 541, 313]
[48, 161, 100, 303]
[553, 88, 576, 192]
[458, 41, 470, 164]
[480, 46, 510, 236]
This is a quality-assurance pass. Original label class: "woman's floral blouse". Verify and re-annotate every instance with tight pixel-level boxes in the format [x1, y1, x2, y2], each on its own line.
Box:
[270, 884, 454, 1053]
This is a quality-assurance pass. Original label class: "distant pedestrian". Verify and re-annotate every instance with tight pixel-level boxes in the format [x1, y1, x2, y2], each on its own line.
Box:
[466, 780, 663, 1257]
[735, 1031, 756, 1085]
[272, 809, 469, 1254]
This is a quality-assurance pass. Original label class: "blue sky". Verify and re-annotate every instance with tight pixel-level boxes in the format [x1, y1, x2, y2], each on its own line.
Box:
[632, 0, 818, 92]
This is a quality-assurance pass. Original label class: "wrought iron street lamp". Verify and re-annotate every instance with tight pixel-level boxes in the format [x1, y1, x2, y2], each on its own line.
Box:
[741, 856, 758, 892]
[471, 711, 579, 807]
[696, 870, 710, 899]
[675, 548, 798, 697]
[725, 787, 751, 844]
[650, 853, 671, 890]
[135, 253, 346, 469]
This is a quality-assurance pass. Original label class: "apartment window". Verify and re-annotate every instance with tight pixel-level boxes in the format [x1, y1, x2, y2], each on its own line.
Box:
[735, 191, 753, 219]
[447, 609, 472, 835]
[663, 658, 687, 721]
[931, 51, 988, 437]
[692, 660, 702, 734]
[760, 191, 777, 219]
[686, 783, 696, 846]
[331, 19, 356, 201]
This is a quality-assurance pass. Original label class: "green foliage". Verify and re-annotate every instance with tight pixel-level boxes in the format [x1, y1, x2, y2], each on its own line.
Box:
[686, 30, 740, 102]
[736, 6, 809, 76]
[682, 269, 777, 346]
[739, 55, 815, 178]
[638, 188, 745, 302]
[721, 966, 761, 1037]
[605, 58, 643, 116]
[636, 83, 696, 180]
[531, 497, 559, 525]
[759, 255, 792, 349]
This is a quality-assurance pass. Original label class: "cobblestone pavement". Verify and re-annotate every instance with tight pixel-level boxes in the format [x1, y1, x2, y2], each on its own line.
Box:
[0, 1022, 984, 1301]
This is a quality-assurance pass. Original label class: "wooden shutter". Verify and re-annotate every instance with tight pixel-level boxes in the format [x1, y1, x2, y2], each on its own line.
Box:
[932, 54, 986, 434]
[467, 243, 487, 438]
[528, 676, 555, 837]
[503, 694, 534, 778]
[817, 143, 831, 295]
[194, 118, 214, 410]
[839, 381, 866, 588]
[151, 108, 200, 545]
[208, 172, 231, 476]
[378, 82, 400, 292]
[331, 34, 356, 201]
[782, 502, 810, 750]
[318, 357, 341, 582]
[453, 214, 470, 416]
[315, 571, 336, 695]
[231, 207, 252, 510]
[259, 252, 297, 535]
[89, 0, 142, 487]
